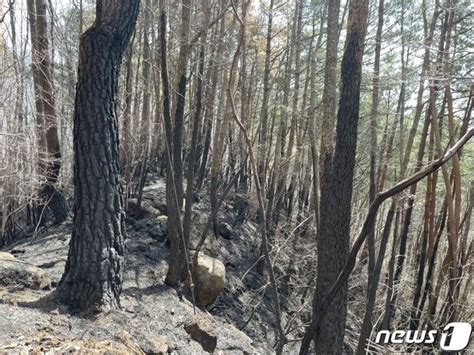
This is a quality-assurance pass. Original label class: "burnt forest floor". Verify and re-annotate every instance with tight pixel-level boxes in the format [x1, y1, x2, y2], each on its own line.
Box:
[0, 174, 298, 354]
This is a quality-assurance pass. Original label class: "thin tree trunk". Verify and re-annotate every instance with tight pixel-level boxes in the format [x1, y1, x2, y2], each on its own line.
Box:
[257, 0, 274, 191]
[357, 2, 385, 346]
[172, 0, 191, 206]
[123, 34, 136, 201]
[195, 21, 219, 190]
[137, 0, 152, 208]
[409, 123, 438, 330]
[209, 0, 229, 236]
[318, 0, 340, 180]
[357, 202, 395, 354]
[28, 0, 68, 223]
[183, 0, 209, 253]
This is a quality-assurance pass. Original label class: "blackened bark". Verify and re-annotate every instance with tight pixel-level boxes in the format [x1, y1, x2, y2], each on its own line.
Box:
[164, 0, 191, 286]
[195, 24, 219, 190]
[57, 0, 139, 311]
[172, 0, 191, 207]
[418, 201, 447, 324]
[409, 130, 437, 330]
[303, 1, 369, 353]
[183, 3, 209, 267]
[159, 0, 188, 287]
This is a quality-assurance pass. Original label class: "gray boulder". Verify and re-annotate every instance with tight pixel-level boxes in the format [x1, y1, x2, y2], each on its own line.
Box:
[127, 198, 162, 219]
[193, 253, 225, 306]
[0, 255, 52, 290]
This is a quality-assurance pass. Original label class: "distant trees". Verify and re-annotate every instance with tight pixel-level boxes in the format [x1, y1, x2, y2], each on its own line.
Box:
[27, 0, 68, 223]
[57, 0, 139, 311]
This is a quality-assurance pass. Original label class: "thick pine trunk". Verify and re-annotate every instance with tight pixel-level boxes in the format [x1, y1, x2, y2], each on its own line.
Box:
[57, 0, 139, 312]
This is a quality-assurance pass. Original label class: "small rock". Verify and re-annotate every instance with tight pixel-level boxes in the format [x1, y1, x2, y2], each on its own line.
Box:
[139, 335, 168, 355]
[115, 330, 137, 350]
[152, 198, 168, 215]
[50, 308, 60, 316]
[65, 345, 80, 353]
[157, 215, 168, 224]
[143, 201, 162, 217]
[0, 252, 15, 260]
[217, 222, 233, 240]
[10, 249, 25, 255]
[184, 322, 217, 353]
[149, 216, 168, 241]
[0, 259, 52, 290]
[38, 260, 57, 268]
[153, 336, 168, 354]
[127, 199, 161, 219]
[193, 253, 225, 306]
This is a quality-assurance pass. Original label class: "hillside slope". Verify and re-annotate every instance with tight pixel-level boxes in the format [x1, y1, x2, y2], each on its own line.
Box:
[0, 177, 279, 354]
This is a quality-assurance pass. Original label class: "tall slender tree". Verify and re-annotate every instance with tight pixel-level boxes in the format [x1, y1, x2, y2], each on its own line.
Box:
[318, 0, 340, 181]
[356, 0, 384, 352]
[301, 0, 369, 353]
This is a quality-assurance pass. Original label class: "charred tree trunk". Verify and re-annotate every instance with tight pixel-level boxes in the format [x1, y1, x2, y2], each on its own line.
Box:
[57, 0, 139, 312]
[183, 1, 209, 257]
[301, 1, 369, 353]
[195, 21, 219, 190]
[164, 0, 192, 287]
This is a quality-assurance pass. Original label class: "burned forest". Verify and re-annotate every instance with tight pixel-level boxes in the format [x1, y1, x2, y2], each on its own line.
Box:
[0, 0, 473, 353]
